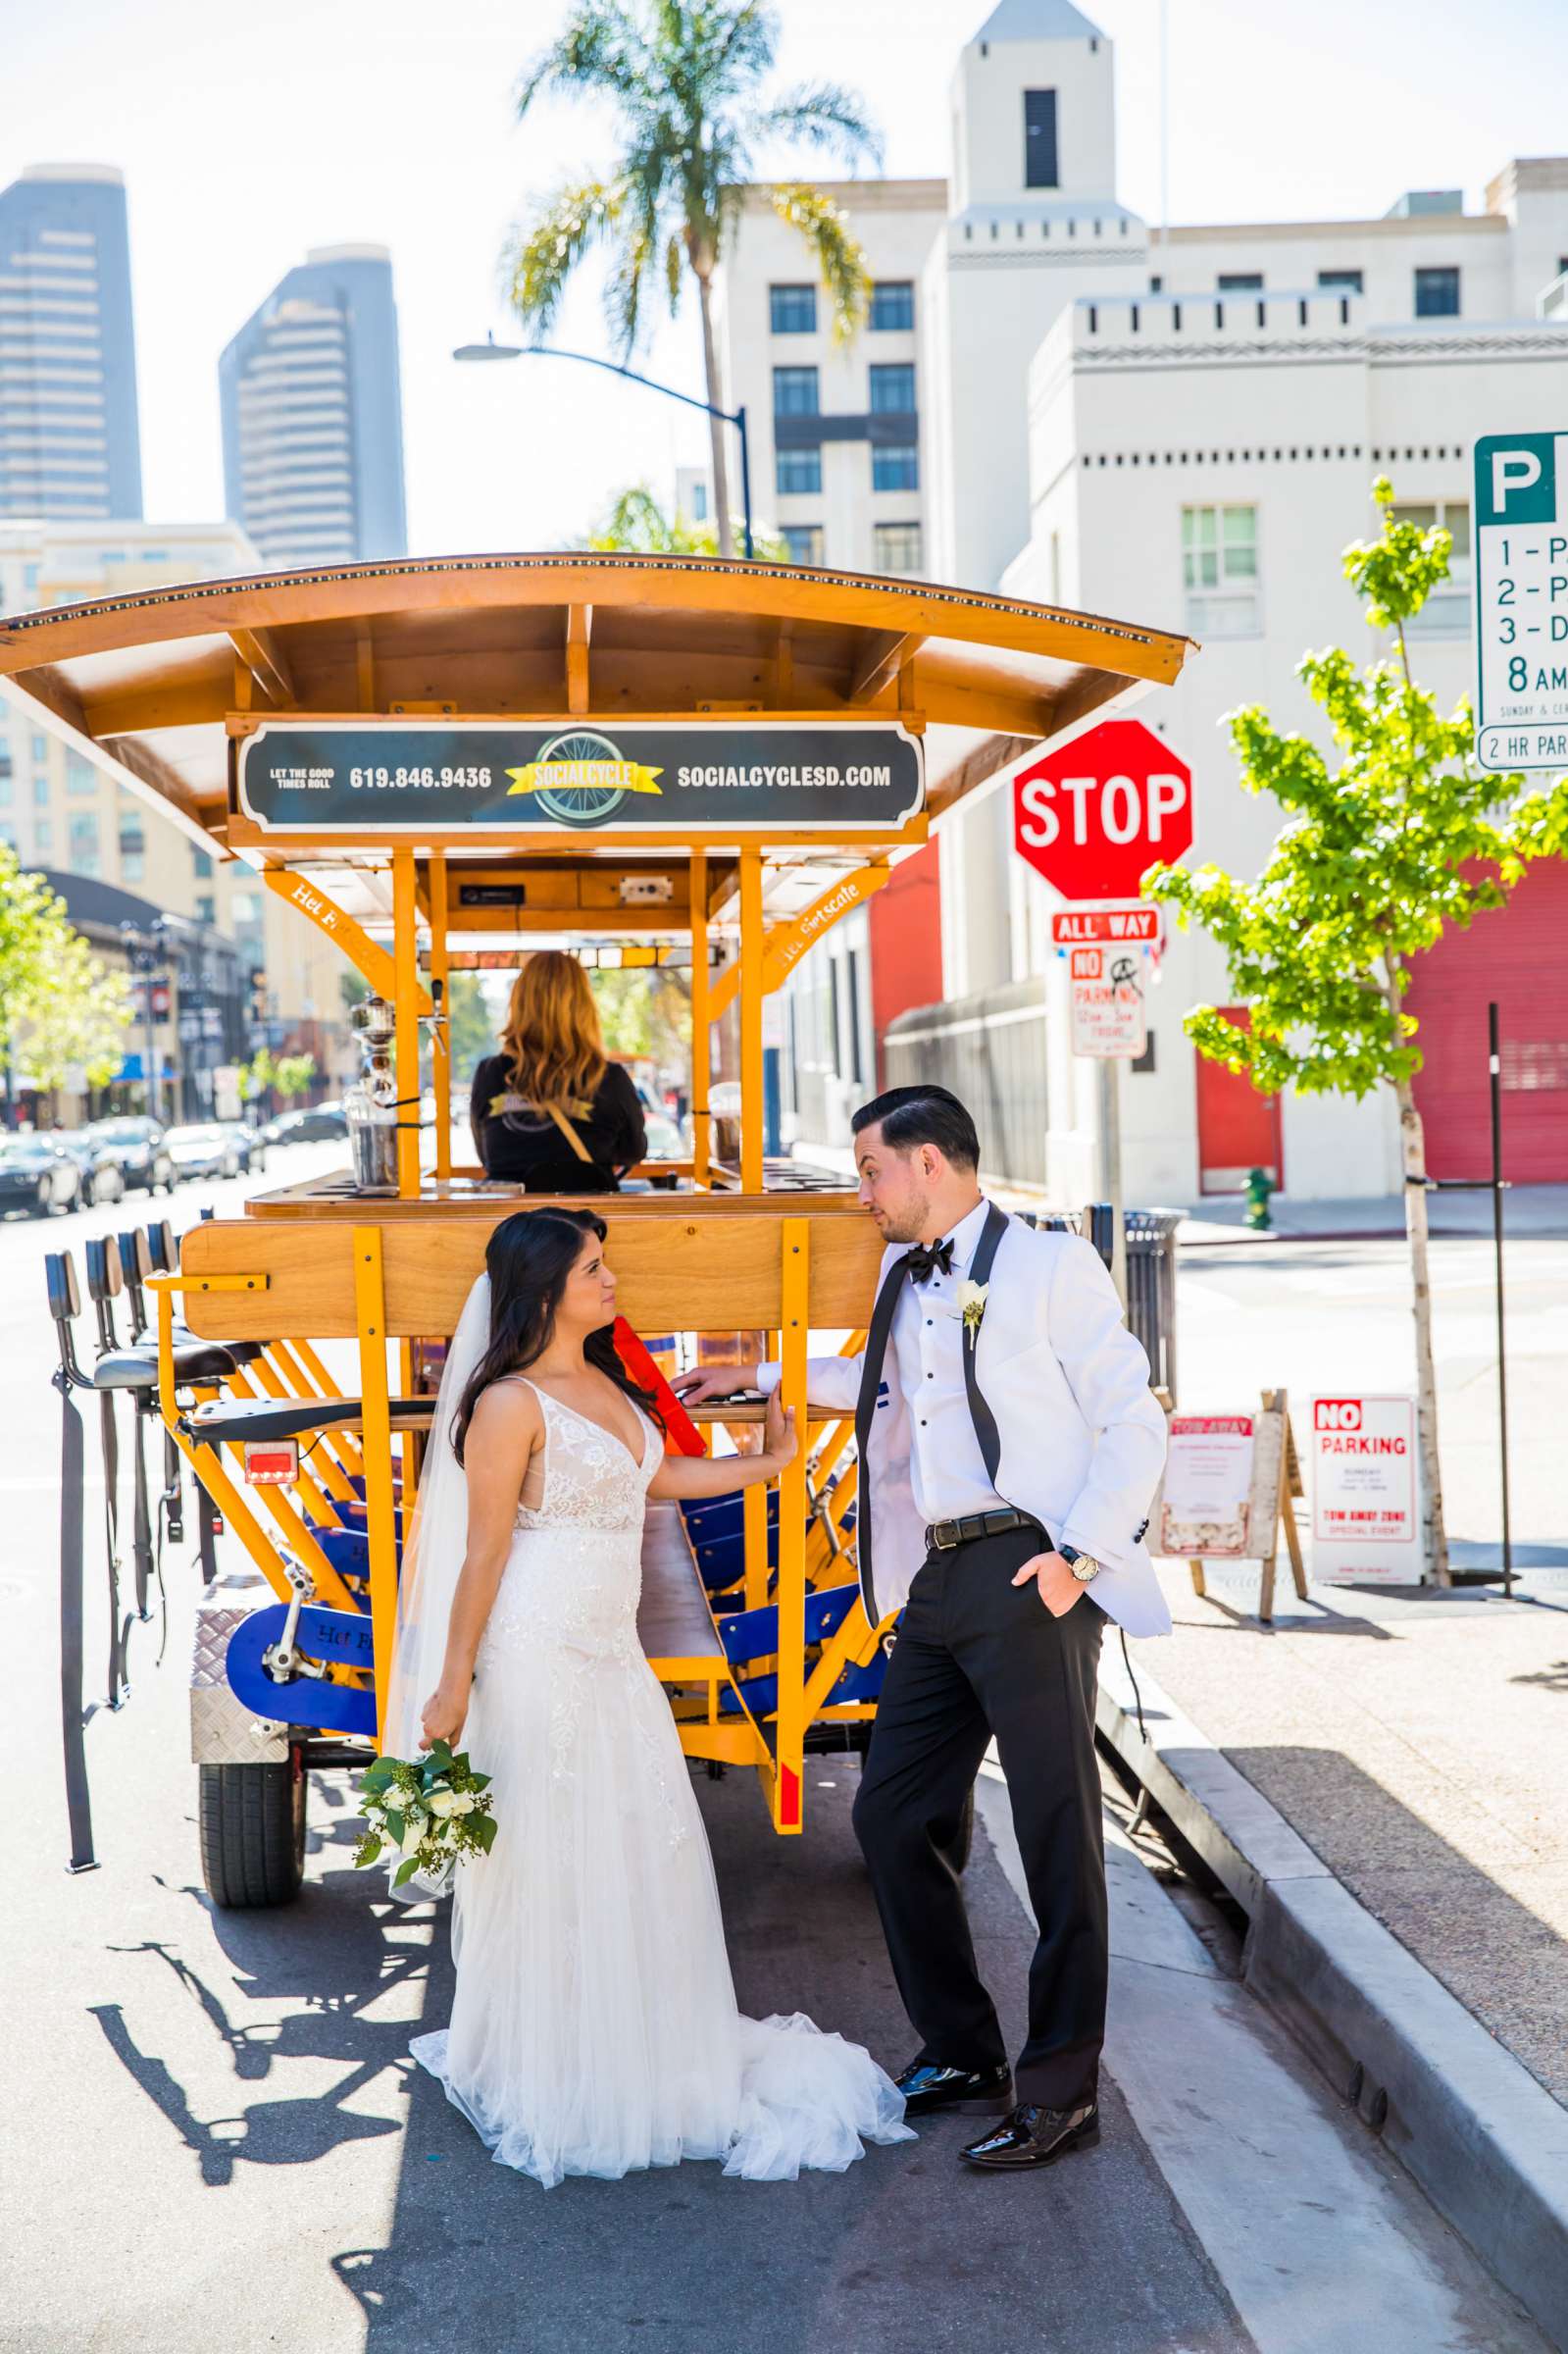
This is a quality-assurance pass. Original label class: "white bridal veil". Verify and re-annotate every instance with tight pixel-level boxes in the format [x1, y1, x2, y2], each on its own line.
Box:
[382, 1272, 493, 1762]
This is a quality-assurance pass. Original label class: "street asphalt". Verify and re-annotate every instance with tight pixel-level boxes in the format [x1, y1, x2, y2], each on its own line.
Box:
[1, 1153, 1553, 2353]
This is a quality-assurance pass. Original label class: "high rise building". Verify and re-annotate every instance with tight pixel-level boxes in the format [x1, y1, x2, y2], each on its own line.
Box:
[0, 164, 143, 522]
[219, 245, 408, 567]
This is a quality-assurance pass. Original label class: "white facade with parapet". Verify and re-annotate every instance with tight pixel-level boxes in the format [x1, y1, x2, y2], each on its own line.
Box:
[713, 1, 1568, 1199]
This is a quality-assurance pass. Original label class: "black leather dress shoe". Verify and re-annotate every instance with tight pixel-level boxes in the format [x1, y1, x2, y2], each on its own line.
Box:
[959, 2099, 1100, 2170]
[895, 2059, 1015, 2118]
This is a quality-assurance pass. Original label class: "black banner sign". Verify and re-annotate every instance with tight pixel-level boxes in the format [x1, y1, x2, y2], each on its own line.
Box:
[235, 721, 924, 834]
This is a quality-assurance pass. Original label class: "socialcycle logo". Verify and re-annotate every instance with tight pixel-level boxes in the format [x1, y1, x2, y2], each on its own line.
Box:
[504, 730, 664, 827]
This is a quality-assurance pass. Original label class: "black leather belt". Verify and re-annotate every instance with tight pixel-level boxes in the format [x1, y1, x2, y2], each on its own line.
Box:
[925, 1507, 1045, 1553]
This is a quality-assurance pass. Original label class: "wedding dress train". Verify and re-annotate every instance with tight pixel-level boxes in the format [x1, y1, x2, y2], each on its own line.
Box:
[409, 1379, 912, 2188]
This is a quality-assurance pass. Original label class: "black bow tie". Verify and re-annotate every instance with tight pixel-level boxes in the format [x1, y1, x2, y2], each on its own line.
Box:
[902, 1237, 955, 1285]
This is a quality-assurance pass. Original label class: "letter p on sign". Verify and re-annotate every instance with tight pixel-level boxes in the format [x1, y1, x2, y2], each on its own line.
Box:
[1492, 449, 1543, 513]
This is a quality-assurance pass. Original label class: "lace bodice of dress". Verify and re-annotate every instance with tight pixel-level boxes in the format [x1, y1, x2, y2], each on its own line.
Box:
[511, 1380, 657, 1535]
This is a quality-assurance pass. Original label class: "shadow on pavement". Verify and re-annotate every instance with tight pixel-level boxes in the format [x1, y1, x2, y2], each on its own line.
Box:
[330, 1768, 1251, 2354]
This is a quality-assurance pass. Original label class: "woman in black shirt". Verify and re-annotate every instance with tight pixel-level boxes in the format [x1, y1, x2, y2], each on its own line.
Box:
[469, 952, 646, 1193]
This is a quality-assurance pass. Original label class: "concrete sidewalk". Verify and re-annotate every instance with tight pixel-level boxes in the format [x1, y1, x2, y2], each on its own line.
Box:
[1137, 1562, 1568, 2109]
[1177, 1183, 1568, 1243]
[1099, 1564, 1568, 2343]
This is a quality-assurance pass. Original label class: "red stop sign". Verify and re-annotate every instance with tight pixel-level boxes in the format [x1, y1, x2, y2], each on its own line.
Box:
[1013, 718, 1191, 900]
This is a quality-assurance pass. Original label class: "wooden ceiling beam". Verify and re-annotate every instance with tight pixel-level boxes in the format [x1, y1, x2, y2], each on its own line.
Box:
[849, 630, 926, 705]
[566, 604, 592, 716]
[228, 626, 296, 707]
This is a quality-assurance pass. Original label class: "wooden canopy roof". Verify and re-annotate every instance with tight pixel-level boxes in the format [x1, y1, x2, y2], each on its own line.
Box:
[0, 552, 1192, 933]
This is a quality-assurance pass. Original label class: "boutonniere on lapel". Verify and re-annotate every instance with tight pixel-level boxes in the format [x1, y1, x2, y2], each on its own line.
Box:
[957, 1279, 988, 1343]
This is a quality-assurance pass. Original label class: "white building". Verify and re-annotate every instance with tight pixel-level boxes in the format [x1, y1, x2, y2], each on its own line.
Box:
[0, 518, 356, 1097]
[713, 2, 1568, 1201]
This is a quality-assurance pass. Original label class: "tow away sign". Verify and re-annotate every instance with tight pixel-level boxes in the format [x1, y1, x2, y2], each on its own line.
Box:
[1474, 433, 1568, 771]
[1310, 1395, 1422, 1582]
[1068, 945, 1146, 1058]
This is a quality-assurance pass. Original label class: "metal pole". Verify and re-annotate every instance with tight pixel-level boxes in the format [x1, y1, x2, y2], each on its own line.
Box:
[1490, 1000, 1513, 1597]
[735, 404, 755, 560]
[142, 947, 159, 1124]
[1096, 1055, 1127, 1303]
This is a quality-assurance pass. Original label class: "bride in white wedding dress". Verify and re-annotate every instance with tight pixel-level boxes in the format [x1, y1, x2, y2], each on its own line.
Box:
[382, 1205, 912, 2190]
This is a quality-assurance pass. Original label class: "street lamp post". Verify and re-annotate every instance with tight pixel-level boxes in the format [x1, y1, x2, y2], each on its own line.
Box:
[119, 920, 165, 1123]
[454, 336, 754, 560]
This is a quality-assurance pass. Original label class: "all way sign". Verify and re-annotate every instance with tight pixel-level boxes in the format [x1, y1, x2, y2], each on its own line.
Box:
[1050, 903, 1161, 946]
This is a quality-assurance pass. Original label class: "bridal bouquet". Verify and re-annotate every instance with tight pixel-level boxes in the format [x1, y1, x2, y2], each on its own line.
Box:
[353, 1739, 497, 1891]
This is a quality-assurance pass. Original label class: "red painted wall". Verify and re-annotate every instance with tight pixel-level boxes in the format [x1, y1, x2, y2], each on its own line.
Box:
[868, 842, 943, 1085]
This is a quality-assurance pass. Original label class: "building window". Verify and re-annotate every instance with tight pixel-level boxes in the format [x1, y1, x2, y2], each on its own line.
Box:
[1024, 88, 1058, 188]
[1217, 272, 1264, 291]
[119, 825, 146, 883]
[32, 773, 49, 807]
[30, 734, 48, 766]
[68, 811, 100, 876]
[66, 752, 96, 794]
[1415, 266, 1460, 317]
[32, 818, 51, 857]
[782, 525, 825, 566]
[770, 283, 817, 334]
[196, 894, 217, 926]
[1318, 268, 1364, 292]
[22, 564, 39, 596]
[873, 521, 923, 574]
[870, 281, 915, 332]
[191, 845, 214, 879]
[1391, 499, 1471, 635]
[872, 443, 920, 492]
[776, 447, 822, 496]
[1182, 504, 1260, 637]
[869, 362, 916, 414]
[773, 365, 820, 417]
[690, 482, 707, 520]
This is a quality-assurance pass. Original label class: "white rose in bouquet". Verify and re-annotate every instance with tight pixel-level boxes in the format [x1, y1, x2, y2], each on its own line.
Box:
[397, 1813, 428, 1855]
[427, 1789, 458, 1817]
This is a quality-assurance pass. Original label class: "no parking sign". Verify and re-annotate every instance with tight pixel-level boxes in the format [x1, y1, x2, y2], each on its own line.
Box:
[1310, 1396, 1422, 1583]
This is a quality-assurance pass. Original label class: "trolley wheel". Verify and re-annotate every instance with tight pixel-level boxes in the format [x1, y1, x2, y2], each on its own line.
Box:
[198, 1752, 307, 1908]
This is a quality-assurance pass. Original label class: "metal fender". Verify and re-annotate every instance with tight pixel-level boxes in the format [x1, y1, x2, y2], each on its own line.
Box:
[225, 1604, 379, 1738]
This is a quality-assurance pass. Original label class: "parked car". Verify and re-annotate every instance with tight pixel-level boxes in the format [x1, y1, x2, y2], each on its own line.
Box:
[0, 1136, 82, 1216]
[219, 1122, 268, 1174]
[163, 1123, 241, 1180]
[263, 1101, 348, 1146]
[55, 1131, 126, 1205]
[83, 1116, 175, 1194]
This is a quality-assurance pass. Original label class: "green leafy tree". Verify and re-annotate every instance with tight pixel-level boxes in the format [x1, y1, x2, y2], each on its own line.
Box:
[506, 0, 881, 555]
[445, 972, 498, 1089]
[585, 482, 788, 561]
[276, 1053, 317, 1102]
[592, 965, 692, 1076]
[1147, 479, 1568, 1580]
[0, 849, 134, 1119]
[13, 927, 132, 1111]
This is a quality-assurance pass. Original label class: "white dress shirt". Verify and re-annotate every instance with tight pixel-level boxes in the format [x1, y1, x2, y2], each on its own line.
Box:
[760, 1195, 1004, 1526]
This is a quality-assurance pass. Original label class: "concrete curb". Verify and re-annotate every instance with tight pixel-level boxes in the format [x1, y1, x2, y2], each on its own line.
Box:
[1097, 1650, 1568, 2350]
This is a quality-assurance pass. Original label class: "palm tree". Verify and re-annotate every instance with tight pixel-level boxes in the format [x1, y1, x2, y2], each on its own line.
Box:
[505, 1, 883, 556]
[584, 481, 789, 560]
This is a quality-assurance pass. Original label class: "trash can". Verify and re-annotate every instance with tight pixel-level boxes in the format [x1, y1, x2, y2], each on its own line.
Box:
[1124, 1208, 1183, 1404]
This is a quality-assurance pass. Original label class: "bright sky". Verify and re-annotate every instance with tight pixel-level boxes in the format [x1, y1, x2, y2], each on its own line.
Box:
[6, 0, 1566, 555]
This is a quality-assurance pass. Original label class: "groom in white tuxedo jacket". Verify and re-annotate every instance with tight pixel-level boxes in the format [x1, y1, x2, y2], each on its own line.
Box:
[679, 1084, 1168, 2173]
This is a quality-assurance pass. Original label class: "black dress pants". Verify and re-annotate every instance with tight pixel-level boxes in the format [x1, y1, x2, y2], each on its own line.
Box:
[851, 1523, 1106, 2111]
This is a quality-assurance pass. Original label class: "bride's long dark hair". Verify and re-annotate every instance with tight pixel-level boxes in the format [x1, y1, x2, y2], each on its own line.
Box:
[451, 1207, 660, 1464]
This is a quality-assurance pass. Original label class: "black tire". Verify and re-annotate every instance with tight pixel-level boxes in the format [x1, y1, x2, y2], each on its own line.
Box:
[198, 1755, 307, 1907]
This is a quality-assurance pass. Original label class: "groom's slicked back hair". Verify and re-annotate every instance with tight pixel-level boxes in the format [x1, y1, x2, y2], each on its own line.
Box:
[852, 1085, 981, 1172]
